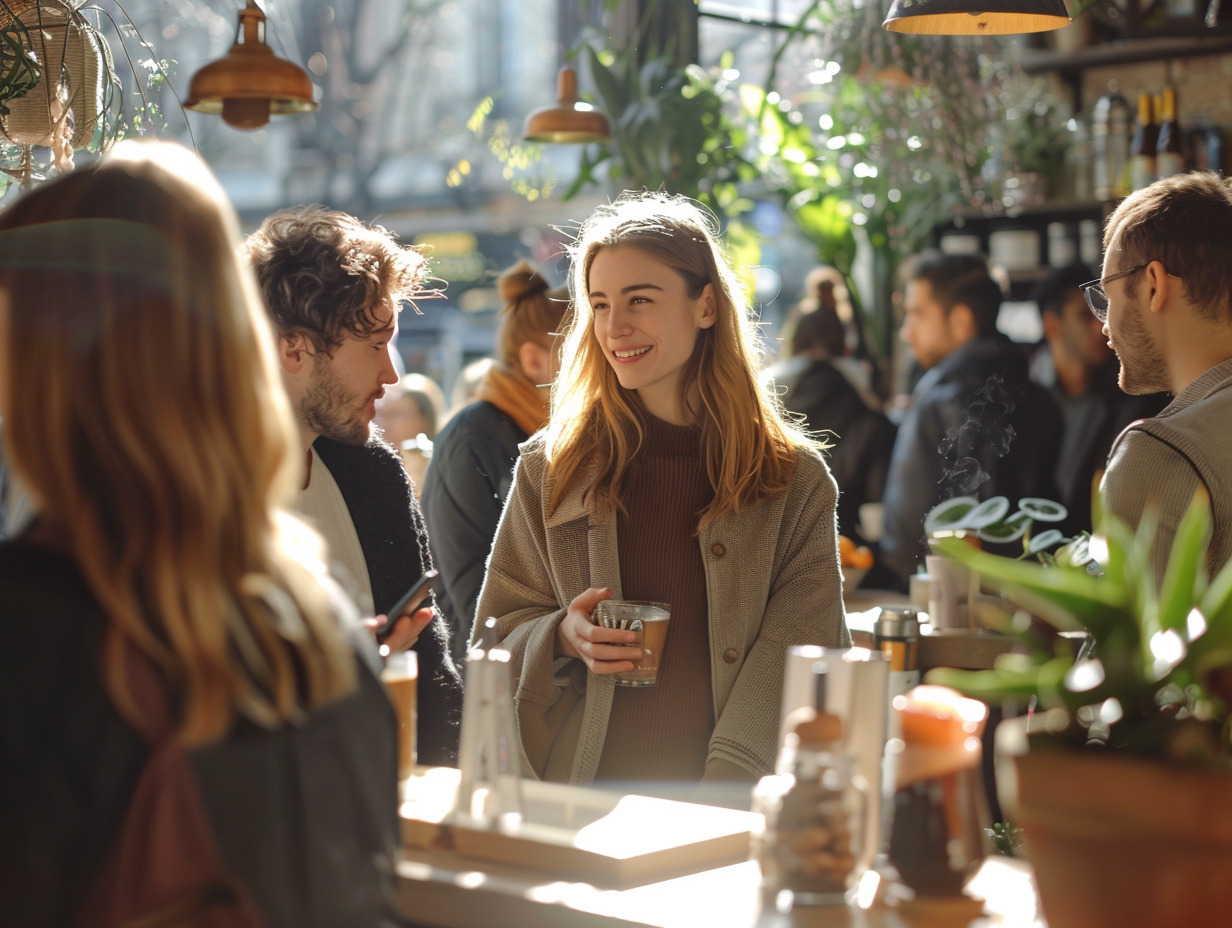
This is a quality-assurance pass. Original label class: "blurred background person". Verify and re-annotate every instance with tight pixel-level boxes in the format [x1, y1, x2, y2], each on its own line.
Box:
[0, 142, 405, 927]
[880, 251, 1062, 590]
[422, 260, 569, 662]
[765, 266, 896, 548]
[375, 372, 447, 495]
[1029, 263, 1169, 536]
[445, 355, 497, 418]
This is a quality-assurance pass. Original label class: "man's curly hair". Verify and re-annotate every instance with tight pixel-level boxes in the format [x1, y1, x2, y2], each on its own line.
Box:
[242, 205, 428, 354]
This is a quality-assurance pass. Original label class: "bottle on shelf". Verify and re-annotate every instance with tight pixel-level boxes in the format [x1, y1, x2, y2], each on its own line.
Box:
[1156, 87, 1185, 179]
[1063, 115, 1094, 203]
[1092, 81, 1131, 201]
[1129, 91, 1159, 192]
[1185, 116, 1223, 173]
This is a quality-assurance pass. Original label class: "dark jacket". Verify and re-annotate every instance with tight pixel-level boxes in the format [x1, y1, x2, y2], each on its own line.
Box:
[0, 542, 405, 928]
[421, 400, 527, 663]
[767, 355, 897, 542]
[880, 335, 1064, 589]
[314, 436, 462, 765]
[1030, 352, 1170, 537]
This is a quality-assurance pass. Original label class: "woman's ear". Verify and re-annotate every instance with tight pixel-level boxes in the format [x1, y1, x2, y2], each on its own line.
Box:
[696, 283, 718, 330]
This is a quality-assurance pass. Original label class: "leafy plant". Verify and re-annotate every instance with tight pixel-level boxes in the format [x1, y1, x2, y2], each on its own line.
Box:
[0, 16, 41, 118]
[987, 820, 1025, 857]
[989, 70, 1074, 199]
[925, 495, 1071, 559]
[115, 58, 177, 141]
[565, 46, 759, 220]
[928, 492, 1232, 766]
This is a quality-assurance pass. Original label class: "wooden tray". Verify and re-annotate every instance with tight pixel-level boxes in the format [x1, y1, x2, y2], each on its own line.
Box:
[400, 767, 760, 888]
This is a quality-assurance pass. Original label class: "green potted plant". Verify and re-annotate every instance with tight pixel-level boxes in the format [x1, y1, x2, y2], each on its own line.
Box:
[927, 492, 1232, 928]
[919, 495, 1071, 631]
[924, 494, 1069, 556]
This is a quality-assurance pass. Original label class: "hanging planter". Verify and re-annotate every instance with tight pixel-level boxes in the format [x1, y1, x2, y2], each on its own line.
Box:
[0, 0, 107, 171]
[0, 0, 42, 114]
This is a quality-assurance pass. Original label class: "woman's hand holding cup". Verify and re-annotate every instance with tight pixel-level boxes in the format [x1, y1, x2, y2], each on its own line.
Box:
[556, 587, 641, 674]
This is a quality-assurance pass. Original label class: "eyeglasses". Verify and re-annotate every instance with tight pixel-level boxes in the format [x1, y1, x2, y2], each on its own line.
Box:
[1079, 264, 1150, 322]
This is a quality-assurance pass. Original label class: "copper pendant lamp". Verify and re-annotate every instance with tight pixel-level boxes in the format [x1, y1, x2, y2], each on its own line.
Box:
[184, 0, 318, 130]
[883, 0, 1071, 34]
[522, 66, 612, 144]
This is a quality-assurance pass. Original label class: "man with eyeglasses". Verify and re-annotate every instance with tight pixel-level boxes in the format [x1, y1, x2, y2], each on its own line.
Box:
[1029, 264, 1168, 537]
[1093, 171, 1232, 581]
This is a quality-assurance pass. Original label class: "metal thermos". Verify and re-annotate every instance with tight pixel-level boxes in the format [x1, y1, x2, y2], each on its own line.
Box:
[874, 608, 921, 702]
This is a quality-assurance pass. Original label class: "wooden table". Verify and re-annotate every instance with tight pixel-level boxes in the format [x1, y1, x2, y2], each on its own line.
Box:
[844, 590, 1020, 672]
[396, 771, 1045, 928]
[398, 839, 1043, 928]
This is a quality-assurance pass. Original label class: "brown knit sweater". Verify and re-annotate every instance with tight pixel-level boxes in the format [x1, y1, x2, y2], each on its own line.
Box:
[595, 412, 715, 782]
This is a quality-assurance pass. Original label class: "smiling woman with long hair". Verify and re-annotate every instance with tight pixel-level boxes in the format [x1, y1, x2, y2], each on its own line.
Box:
[0, 142, 404, 927]
[475, 191, 849, 790]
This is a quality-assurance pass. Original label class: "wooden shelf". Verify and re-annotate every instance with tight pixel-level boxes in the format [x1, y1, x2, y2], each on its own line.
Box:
[1020, 33, 1232, 75]
[936, 200, 1108, 232]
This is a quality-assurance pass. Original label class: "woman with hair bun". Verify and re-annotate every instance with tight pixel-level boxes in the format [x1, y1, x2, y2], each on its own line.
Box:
[476, 192, 849, 792]
[422, 259, 570, 660]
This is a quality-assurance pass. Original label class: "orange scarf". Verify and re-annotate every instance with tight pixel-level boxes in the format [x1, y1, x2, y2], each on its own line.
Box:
[474, 364, 548, 436]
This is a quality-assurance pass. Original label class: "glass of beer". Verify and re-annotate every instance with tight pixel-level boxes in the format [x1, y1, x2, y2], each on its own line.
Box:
[593, 600, 671, 687]
[381, 650, 417, 780]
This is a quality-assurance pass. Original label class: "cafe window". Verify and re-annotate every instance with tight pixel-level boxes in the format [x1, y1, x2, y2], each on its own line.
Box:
[697, 0, 826, 99]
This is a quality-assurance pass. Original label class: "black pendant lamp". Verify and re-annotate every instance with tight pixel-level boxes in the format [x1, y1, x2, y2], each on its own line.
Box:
[883, 0, 1072, 34]
[522, 67, 612, 144]
[184, 0, 318, 130]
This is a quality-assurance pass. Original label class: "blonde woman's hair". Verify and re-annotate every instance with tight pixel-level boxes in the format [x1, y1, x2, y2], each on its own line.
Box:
[546, 190, 818, 526]
[495, 259, 570, 373]
[0, 141, 355, 744]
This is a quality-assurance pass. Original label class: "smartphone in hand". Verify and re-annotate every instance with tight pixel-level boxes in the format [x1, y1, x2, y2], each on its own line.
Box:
[376, 569, 441, 642]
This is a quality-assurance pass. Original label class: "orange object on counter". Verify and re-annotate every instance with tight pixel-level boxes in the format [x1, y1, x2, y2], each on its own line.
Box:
[839, 535, 875, 569]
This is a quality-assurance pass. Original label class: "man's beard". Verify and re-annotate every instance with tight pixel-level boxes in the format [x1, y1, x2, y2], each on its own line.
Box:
[1115, 300, 1169, 396]
[299, 358, 373, 445]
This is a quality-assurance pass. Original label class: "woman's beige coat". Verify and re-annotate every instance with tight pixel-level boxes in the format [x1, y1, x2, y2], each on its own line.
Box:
[475, 438, 850, 784]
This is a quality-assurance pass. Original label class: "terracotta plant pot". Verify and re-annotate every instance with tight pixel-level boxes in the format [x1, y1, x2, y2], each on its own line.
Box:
[1015, 749, 1232, 928]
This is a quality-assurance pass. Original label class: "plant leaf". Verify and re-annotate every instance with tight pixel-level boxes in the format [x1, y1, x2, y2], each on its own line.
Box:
[925, 664, 1045, 703]
[1200, 546, 1232, 631]
[964, 496, 1011, 529]
[977, 511, 1030, 544]
[1018, 498, 1068, 523]
[931, 536, 1126, 636]
[1157, 490, 1213, 633]
[1027, 529, 1066, 556]
[924, 496, 979, 534]
[583, 44, 630, 116]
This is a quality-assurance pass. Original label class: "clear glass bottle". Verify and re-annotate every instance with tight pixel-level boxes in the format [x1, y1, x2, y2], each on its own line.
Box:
[1092, 81, 1131, 200]
[1063, 115, 1094, 203]
[752, 712, 866, 910]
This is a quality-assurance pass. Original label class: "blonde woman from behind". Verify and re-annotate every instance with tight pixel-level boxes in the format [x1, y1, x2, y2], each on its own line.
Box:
[0, 141, 404, 928]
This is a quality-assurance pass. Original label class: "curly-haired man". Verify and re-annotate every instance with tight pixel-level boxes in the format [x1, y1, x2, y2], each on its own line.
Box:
[243, 206, 462, 764]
